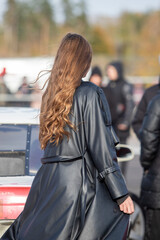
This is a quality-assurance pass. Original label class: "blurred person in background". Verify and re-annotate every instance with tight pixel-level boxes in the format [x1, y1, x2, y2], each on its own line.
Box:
[30, 82, 42, 109]
[0, 67, 11, 106]
[0, 67, 7, 78]
[103, 61, 134, 177]
[140, 92, 160, 240]
[0, 67, 10, 95]
[132, 82, 145, 106]
[89, 65, 103, 87]
[16, 76, 33, 107]
[17, 76, 33, 95]
[0, 77, 10, 95]
[132, 76, 160, 139]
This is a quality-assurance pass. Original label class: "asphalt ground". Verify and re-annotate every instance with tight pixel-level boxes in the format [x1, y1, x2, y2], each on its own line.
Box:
[122, 130, 143, 197]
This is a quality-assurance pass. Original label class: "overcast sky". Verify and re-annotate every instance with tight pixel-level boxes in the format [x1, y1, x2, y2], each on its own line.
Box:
[0, 0, 160, 22]
[87, 0, 160, 17]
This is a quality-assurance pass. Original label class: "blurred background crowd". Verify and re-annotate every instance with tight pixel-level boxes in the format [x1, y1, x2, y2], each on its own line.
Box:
[0, 0, 160, 108]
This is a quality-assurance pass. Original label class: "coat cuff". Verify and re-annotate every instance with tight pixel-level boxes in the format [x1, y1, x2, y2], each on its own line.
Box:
[98, 166, 128, 199]
[116, 194, 129, 205]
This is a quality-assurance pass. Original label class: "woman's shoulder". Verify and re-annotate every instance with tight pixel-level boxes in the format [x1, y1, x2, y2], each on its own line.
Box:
[75, 81, 103, 100]
[74, 81, 111, 122]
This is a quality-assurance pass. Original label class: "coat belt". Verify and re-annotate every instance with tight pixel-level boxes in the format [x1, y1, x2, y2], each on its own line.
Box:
[41, 155, 83, 164]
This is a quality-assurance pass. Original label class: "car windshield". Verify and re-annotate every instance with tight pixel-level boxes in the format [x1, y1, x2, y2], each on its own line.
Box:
[0, 124, 43, 176]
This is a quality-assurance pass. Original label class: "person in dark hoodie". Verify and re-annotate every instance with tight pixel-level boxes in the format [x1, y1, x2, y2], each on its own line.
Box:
[103, 61, 134, 144]
[103, 61, 134, 176]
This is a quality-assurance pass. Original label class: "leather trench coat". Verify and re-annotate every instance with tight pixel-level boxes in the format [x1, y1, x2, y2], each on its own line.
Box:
[2, 81, 129, 240]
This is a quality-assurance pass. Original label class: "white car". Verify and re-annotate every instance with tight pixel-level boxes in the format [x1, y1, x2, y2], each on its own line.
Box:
[0, 107, 43, 236]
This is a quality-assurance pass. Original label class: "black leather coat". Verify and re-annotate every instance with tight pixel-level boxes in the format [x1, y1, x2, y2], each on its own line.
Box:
[140, 93, 160, 208]
[132, 84, 160, 140]
[2, 82, 129, 240]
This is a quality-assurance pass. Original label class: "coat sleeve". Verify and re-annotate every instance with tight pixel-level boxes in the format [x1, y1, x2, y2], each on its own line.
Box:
[140, 97, 160, 170]
[121, 82, 134, 127]
[84, 88, 128, 199]
[132, 92, 148, 140]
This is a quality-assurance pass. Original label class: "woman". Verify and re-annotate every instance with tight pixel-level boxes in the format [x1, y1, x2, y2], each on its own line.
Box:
[140, 93, 160, 240]
[1, 33, 134, 240]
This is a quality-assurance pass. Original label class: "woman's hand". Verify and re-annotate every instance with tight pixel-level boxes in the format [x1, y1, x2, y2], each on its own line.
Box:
[119, 196, 134, 214]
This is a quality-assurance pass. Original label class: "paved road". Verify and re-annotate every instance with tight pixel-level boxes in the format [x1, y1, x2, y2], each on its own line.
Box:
[121, 131, 143, 197]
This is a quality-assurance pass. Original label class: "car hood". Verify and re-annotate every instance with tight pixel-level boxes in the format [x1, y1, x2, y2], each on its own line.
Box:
[0, 176, 35, 186]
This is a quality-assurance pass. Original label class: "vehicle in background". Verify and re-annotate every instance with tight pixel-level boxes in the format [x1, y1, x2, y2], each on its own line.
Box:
[0, 107, 43, 236]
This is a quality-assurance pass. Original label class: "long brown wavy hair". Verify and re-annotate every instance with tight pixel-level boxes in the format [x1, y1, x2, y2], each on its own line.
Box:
[39, 33, 92, 149]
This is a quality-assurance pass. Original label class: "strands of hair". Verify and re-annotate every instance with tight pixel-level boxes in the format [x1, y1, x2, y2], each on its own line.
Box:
[39, 33, 92, 149]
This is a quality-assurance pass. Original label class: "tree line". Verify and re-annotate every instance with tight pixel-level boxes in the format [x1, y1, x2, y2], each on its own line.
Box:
[0, 0, 160, 76]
